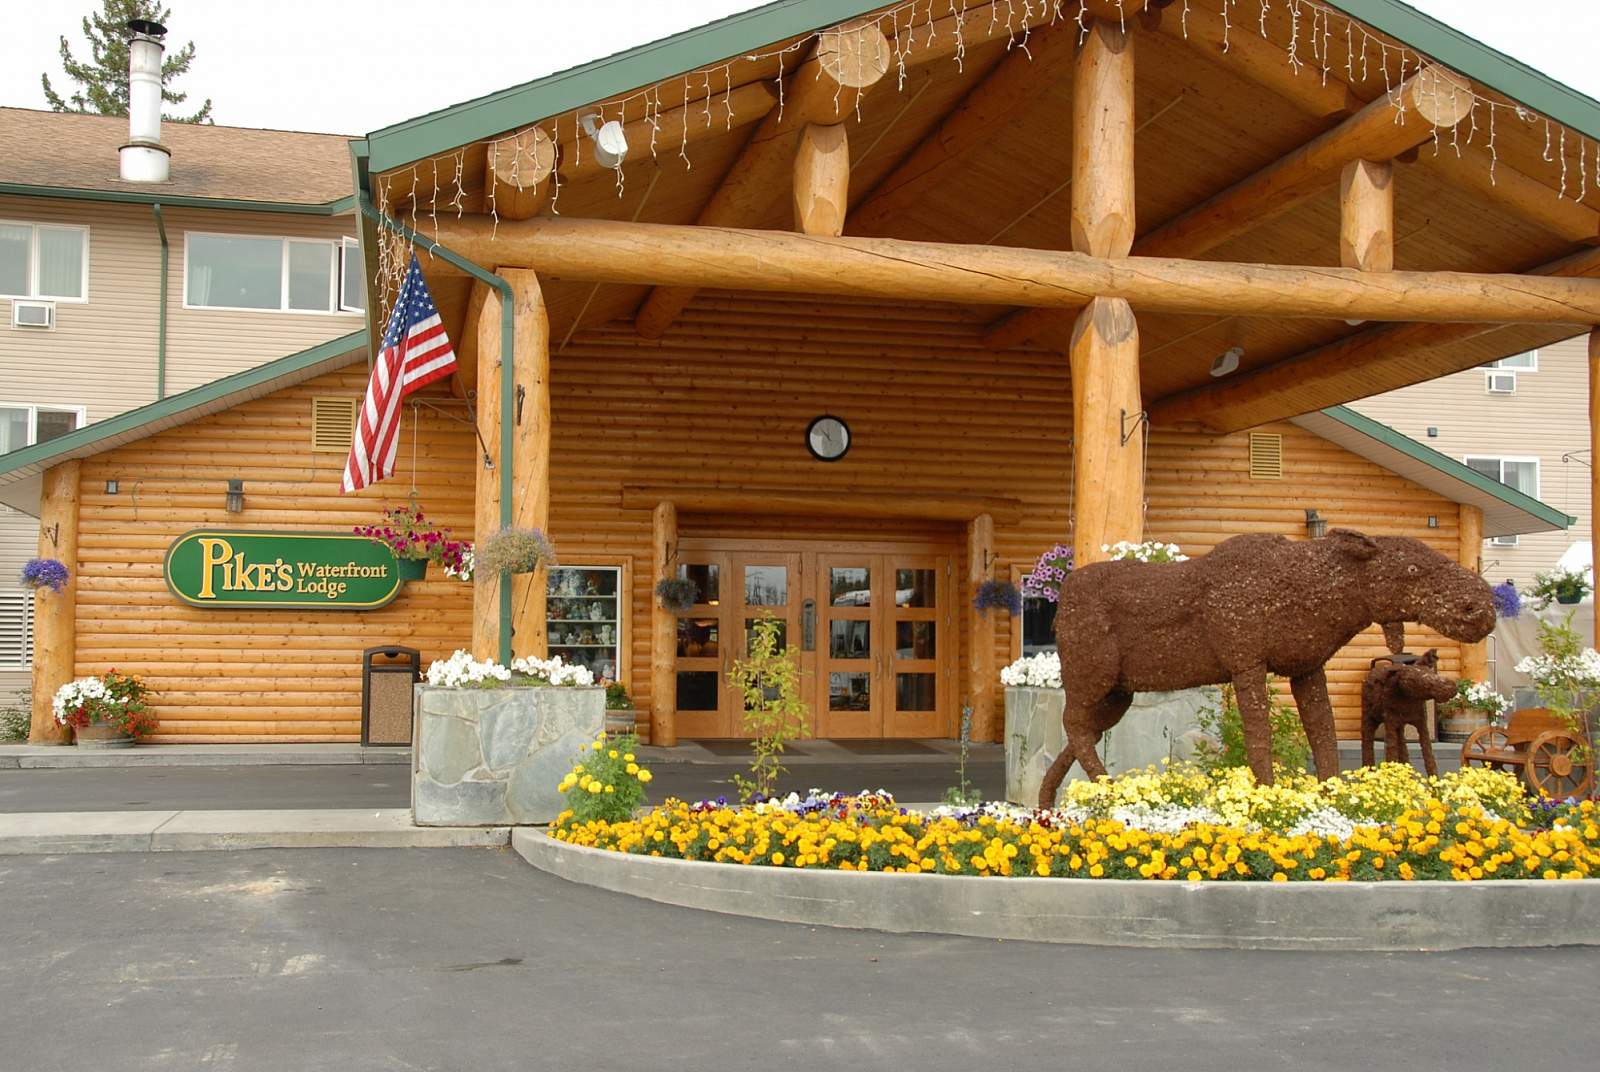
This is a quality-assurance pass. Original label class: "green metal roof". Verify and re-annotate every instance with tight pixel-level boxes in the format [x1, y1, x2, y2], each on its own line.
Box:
[0, 183, 356, 215]
[1294, 405, 1573, 537]
[363, 0, 1600, 175]
[0, 331, 367, 490]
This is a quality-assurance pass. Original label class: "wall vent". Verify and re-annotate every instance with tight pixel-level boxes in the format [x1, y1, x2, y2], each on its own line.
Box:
[311, 397, 359, 453]
[1248, 432, 1283, 480]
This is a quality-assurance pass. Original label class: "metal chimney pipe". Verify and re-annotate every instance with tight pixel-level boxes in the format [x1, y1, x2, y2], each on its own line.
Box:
[119, 19, 171, 183]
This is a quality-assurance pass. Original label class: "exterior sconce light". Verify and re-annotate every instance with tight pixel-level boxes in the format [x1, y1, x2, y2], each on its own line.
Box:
[1427, 515, 1439, 528]
[105, 479, 119, 494]
[578, 110, 628, 169]
[1305, 508, 1328, 540]
[225, 479, 244, 514]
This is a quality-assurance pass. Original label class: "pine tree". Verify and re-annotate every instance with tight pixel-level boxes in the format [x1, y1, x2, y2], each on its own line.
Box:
[41, 0, 212, 124]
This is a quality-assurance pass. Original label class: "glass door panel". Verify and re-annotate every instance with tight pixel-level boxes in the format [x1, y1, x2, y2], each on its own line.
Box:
[732, 553, 806, 736]
[885, 556, 951, 738]
[672, 553, 731, 738]
[815, 555, 883, 737]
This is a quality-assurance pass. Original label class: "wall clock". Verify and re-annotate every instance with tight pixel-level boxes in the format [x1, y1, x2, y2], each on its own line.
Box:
[805, 415, 850, 461]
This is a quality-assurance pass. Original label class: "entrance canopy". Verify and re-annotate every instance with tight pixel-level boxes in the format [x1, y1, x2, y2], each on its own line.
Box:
[353, 0, 1600, 434]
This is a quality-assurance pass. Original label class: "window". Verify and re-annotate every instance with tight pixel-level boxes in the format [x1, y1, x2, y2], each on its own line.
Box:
[0, 221, 88, 301]
[1021, 595, 1057, 657]
[1465, 455, 1538, 546]
[340, 237, 366, 312]
[0, 404, 84, 454]
[0, 589, 32, 669]
[547, 566, 625, 682]
[1487, 351, 1538, 371]
[184, 232, 361, 314]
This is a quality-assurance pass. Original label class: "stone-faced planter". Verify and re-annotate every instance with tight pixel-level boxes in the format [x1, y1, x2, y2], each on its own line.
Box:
[1004, 685, 1218, 807]
[413, 684, 605, 826]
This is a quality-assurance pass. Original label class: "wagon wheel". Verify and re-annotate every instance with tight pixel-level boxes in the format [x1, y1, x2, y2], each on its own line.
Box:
[1460, 726, 1512, 771]
[1526, 731, 1595, 800]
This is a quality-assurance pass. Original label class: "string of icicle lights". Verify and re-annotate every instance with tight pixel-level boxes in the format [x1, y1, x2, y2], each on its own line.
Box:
[371, 0, 1599, 320]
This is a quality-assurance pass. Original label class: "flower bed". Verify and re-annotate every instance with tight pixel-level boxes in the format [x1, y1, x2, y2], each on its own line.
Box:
[551, 764, 1600, 882]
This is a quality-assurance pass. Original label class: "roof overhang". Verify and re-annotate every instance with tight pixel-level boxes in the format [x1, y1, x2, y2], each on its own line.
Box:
[1291, 405, 1573, 539]
[0, 332, 368, 517]
[0, 181, 356, 215]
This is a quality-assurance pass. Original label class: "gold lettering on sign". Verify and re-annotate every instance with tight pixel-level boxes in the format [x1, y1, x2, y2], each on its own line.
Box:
[197, 537, 234, 599]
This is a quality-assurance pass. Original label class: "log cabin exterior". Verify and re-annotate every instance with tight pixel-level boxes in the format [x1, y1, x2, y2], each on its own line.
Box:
[5, 0, 1600, 748]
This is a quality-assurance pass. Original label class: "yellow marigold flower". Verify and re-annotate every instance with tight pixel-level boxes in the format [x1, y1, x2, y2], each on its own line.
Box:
[637, 770, 653, 783]
[771, 852, 785, 865]
[592, 741, 603, 751]
[624, 753, 635, 762]
[626, 763, 639, 775]
[604, 786, 615, 794]
[587, 782, 602, 794]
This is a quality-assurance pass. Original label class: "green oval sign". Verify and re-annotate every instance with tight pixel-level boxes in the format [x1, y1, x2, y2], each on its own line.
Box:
[164, 529, 403, 610]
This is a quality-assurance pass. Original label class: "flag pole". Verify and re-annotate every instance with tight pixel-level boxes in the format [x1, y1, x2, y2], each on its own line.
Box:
[359, 197, 516, 664]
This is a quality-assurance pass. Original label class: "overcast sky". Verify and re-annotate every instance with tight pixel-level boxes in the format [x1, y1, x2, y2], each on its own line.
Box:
[0, 0, 1595, 135]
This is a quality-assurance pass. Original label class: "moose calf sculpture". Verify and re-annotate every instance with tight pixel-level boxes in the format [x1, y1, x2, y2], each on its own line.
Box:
[1360, 648, 1457, 776]
[1037, 529, 1495, 808]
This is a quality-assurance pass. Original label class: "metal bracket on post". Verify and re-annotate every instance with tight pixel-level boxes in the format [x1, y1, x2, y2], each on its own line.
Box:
[1120, 408, 1148, 446]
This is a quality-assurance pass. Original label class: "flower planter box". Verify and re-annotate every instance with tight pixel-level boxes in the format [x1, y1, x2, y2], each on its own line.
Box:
[395, 557, 428, 582]
[73, 723, 136, 749]
[1004, 685, 1216, 807]
[412, 684, 605, 826]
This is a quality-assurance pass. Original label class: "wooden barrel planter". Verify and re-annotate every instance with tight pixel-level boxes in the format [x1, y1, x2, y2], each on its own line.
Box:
[1438, 702, 1488, 743]
[604, 707, 637, 737]
[73, 723, 135, 749]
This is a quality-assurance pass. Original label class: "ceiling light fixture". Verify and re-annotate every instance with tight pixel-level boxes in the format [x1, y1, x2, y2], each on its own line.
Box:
[578, 110, 628, 170]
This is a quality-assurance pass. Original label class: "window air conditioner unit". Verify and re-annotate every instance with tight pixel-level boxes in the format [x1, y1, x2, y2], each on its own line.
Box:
[1486, 371, 1516, 394]
[12, 300, 54, 329]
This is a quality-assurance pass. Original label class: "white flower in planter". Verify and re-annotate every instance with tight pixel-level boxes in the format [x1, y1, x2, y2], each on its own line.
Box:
[424, 650, 512, 688]
[1000, 651, 1062, 689]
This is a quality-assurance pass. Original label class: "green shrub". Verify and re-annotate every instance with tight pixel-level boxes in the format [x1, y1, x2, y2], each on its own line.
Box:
[0, 687, 28, 742]
[1193, 680, 1311, 775]
[728, 614, 809, 803]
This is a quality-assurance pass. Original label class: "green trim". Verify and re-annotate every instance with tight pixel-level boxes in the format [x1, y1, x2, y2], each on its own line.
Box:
[152, 203, 167, 400]
[357, 194, 516, 666]
[1320, 405, 1574, 530]
[0, 182, 356, 216]
[363, 0, 871, 173]
[363, 0, 1600, 176]
[0, 330, 367, 480]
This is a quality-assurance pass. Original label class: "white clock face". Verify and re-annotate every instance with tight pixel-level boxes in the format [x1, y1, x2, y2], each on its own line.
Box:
[807, 416, 850, 461]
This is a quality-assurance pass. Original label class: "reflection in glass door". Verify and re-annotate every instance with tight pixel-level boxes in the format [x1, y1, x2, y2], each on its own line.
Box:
[816, 555, 880, 737]
[734, 553, 805, 733]
[671, 555, 727, 739]
[886, 558, 947, 738]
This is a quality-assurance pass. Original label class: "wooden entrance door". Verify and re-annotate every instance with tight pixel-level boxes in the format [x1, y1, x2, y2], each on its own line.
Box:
[814, 552, 955, 738]
[670, 550, 803, 738]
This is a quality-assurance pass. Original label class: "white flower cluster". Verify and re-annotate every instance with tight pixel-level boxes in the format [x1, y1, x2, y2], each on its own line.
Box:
[511, 654, 595, 687]
[1102, 540, 1189, 563]
[51, 677, 129, 724]
[1459, 681, 1511, 717]
[1285, 808, 1365, 841]
[1515, 648, 1600, 690]
[1109, 803, 1223, 834]
[1000, 651, 1062, 689]
[444, 548, 475, 583]
[424, 650, 512, 687]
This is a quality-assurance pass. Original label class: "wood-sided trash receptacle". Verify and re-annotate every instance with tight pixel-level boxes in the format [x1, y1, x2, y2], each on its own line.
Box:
[363, 646, 421, 746]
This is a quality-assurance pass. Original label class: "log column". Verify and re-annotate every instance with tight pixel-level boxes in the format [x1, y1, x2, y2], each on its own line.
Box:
[29, 460, 79, 744]
[1458, 504, 1489, 684]
[965, 513, 997, 742]
[1590, 329, 1600, 616]
[650, 501, 678, 747]
[471, 269, 550, 663]
[1069, 18, 1142, 567]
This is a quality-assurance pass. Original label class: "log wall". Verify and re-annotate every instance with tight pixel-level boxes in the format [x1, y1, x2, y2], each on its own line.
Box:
[73, 292, 1464, 740]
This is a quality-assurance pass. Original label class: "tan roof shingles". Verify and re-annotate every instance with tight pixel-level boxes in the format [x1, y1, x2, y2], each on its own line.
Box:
[0, 107, 354, 205]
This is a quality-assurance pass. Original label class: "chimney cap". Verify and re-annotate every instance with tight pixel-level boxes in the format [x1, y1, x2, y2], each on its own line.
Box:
[127, 18, 167, 38]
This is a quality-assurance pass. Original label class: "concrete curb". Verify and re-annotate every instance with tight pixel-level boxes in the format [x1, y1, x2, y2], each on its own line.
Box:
[0, 745, 411, 769]
[0, 809, 509, 854]
[513, 830, 1600, 951]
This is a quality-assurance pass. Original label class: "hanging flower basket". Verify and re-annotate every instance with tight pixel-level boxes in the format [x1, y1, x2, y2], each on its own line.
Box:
[20, 557, 70, 594]
[655, 577, 699, 613]
[973, 579, 1022, 616]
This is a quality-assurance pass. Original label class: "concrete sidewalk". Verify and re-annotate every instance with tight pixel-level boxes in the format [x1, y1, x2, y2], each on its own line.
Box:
[0, 808, 507, 854]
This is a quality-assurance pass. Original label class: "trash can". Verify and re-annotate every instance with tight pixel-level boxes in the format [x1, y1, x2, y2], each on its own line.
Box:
[362, 645, 421, 746]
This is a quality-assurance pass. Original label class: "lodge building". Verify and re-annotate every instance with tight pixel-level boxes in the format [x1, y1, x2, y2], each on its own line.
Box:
[4, 1, 1596, 748]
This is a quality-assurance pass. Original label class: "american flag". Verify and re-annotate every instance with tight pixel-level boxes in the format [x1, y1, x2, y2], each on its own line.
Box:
[342, 253, 458, 493]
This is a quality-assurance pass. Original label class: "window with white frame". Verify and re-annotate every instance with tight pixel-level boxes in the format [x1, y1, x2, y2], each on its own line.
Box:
[1487, 351, 1538, 371]
[1020, 595, 1058, 657]
[184, 232, 362, 314]
[340, 237, 366, 312]
[0, 221, 88, 301]
[1465, 455, 1539, 547]
[0, 404, 84, 455]
[0, 589, 32, 669]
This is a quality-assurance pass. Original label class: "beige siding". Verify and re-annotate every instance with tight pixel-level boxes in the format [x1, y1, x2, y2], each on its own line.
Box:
[1349, 334, 1590, 586]
[0, 195, 361, 421]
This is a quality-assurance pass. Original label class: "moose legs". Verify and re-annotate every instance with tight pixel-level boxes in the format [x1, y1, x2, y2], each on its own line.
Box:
[1233, 672, 1276, 784]
[1035, 688, 1133, 809]
[1289, 669, 1341, 780]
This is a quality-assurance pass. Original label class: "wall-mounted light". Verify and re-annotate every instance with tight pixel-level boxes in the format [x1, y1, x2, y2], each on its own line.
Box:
[1209, 346, 1243, 378]
[225, 479, 244, 514]
[1427, 515, 1439, 528]
[105, 479, 119, 495]
[1305, 508, 1328, 540]
[1426, 426, 1438, 438]
[578, 110, 628, 169]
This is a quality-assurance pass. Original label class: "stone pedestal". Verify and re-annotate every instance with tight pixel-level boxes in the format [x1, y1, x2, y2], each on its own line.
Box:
[1004, 685, 1217, 807]
[412, 685, 605, 826]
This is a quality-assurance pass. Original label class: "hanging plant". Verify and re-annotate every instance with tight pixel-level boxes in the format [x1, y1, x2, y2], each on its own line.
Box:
[21, 557, 69, 594]
[1491, 581, 1522, 619]
[475, 527, 557, 577]
[655, 577, 700, 613]
[972, 579, 1022, 616]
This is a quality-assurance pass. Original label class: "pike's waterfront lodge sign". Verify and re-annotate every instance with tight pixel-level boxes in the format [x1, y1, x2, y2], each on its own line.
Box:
[165, 530, 402, 609]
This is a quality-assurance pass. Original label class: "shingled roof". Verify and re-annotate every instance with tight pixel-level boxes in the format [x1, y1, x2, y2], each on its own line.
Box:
[0, 107, 354, 208]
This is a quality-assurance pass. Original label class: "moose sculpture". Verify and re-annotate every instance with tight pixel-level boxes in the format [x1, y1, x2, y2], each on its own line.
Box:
[1037, 529, 1495, 808]
[1360, 648, 1457, 776]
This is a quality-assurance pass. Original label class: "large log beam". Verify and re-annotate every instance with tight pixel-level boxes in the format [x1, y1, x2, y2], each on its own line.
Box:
[987, 66, 1472, 348]
[1590, 330, 1600, 602]
[851, 18, 1078, 236]
[429, 215, 1600, 326]
[1073, 18, 1137, 258]
[1340, 159, 1394, 274]
[650, 500, 678, 747]
[634, 19, 891, 338]
[29, 461, 78, 745]
[1145, 245, 1600, 432]
[965, 513, 997, 743]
